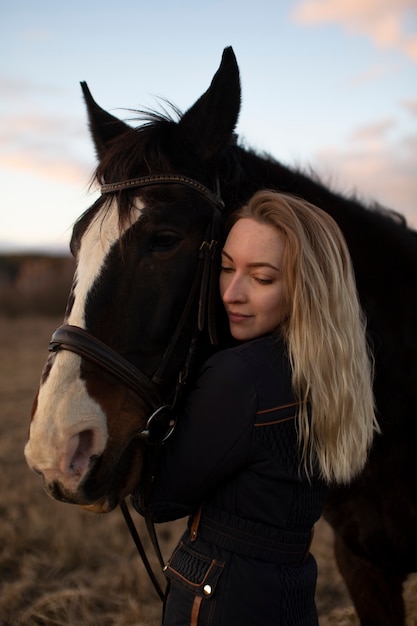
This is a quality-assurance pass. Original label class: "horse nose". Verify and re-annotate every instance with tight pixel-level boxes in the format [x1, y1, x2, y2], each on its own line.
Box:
[24, 426, 105, 490]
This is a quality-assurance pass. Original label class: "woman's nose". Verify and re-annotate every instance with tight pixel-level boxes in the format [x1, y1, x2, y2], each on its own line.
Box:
[222, 274, 247, 303]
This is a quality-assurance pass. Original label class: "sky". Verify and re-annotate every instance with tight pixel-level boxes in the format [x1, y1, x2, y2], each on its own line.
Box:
[1, 0, 416, 252]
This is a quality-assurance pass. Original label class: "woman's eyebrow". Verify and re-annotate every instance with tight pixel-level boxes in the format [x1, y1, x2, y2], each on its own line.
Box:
[247, 262, 280, 271]
[221, 249, 233, 261]
[221, 249, 280, 272]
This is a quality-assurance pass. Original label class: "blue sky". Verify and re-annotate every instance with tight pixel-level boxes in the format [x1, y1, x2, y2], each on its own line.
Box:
[1, 0, 416, 251]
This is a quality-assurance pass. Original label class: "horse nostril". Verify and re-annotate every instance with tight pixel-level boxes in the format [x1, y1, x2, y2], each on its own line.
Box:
[71, 430, 93, 467]
[67, 429, 96, 477]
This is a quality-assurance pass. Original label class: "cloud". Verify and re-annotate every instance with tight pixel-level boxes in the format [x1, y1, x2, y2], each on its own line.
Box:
[347, 62, 401, 87]
[0, 153, 92, 187]
[401, 98, 417, 117]
[0, 76, 63, 100]
[0, 107, 94, 186]
[23, 28, 56, 44]
[312, 119, 417, 227]
[350, 118, 395, 142]
[292, 0, 417, 62]
[0, 112, 85, 141]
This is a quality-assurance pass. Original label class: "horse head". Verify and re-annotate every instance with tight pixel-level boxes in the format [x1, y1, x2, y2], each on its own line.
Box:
[24, 47, 240, 512]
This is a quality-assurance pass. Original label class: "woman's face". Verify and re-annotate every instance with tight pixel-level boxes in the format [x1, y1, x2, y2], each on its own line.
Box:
[220, 217, 287, 341]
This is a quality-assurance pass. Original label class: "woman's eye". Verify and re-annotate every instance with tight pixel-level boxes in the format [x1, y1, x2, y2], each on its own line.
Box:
[254, 277, 273, 285]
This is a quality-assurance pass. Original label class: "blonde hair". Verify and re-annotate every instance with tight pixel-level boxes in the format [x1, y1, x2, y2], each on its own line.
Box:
[233, 190, 378, 484]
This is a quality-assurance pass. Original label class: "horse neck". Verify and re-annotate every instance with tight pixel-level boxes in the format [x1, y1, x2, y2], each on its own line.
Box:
[223, 145, 365, 228]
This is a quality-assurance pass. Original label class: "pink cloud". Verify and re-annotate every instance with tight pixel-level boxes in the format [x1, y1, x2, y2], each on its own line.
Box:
[0, 112, 86, 141]
[312, 125, 417, 227]
[0, 109, 94, 186]
[292, 0, 417, 62]
[401, 98, 417, 117]
[0, 153, 93, 186]
[0, 76, 63, 100]
[350, 119, 395, 142]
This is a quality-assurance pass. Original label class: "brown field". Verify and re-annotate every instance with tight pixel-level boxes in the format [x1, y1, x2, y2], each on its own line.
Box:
[1, 316, 416, 625]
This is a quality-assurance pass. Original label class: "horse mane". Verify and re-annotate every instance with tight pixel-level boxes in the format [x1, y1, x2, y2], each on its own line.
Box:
[88, 99, 414, 241]
[271, 151, 414, 234]
[86, 106, 178, 226]
[300, 162, 411, 229]
[96, 108, 178, 179]
[90, 102, 243, 226]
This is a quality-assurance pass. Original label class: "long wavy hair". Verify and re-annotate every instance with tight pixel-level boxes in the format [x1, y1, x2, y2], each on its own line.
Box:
[232, 190, 378, 484]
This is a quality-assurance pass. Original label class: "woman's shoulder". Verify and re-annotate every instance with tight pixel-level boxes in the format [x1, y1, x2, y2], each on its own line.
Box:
[216, 333, 286, 364]
[232, 333, 286, 358]
[202, 333, 289, 384]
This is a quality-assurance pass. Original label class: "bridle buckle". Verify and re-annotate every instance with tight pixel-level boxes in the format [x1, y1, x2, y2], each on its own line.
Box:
[136, 405, 176, 444]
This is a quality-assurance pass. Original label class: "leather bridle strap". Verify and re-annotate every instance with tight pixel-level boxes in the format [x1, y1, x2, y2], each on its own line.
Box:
[49, 324, 163, 410]
[151, 211, 222, 388]
[101, 174, 225, 211]
[100, 172, 224, 366]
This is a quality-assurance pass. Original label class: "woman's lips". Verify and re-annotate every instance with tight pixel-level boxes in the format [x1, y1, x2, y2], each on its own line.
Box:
[227, 311, 253, 323]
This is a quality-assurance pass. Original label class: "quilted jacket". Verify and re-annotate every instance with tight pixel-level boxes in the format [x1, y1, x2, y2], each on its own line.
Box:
[139, 334, 329, 626]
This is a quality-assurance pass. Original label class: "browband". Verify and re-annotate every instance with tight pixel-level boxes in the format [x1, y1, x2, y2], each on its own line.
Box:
[101, 174, 224, 211]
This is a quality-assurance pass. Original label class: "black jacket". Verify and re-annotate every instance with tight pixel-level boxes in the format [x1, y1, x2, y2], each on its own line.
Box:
[143, 335, 329, 625]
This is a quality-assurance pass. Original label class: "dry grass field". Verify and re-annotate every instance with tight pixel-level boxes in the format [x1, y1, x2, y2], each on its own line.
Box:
[1, 316, 416, 625]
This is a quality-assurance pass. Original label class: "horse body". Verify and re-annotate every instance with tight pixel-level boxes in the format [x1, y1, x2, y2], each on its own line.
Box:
[25, 48, 417, 623]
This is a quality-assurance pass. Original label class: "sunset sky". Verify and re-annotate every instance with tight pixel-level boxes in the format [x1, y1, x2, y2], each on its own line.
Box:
[2, 0, 416, 251]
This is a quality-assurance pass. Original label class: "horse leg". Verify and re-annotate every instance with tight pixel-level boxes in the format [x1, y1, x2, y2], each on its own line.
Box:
[333, 533, 406, 626]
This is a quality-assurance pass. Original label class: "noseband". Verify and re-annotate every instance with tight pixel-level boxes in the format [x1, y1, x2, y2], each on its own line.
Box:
[49, 174, 224, 443]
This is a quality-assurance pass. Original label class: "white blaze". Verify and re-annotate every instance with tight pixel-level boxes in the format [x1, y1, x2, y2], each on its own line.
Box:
[25, 200, 143, 487]
[69, 201, 137, 328]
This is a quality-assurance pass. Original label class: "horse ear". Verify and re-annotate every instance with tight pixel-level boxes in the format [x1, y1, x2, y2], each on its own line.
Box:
[80, 82, 131, 160]
[177, 46, 241, 162]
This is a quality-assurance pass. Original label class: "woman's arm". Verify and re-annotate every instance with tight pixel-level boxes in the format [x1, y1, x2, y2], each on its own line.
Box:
[149, 349, 257, 521]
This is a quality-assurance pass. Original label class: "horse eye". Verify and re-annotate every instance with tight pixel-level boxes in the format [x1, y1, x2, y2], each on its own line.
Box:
[151, 231, 181, 251]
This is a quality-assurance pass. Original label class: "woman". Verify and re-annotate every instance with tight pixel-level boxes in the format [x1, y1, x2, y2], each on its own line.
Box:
[134, 190, 378, 625]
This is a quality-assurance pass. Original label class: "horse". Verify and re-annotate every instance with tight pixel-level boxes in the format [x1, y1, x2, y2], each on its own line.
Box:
[24, 47, 417, 625]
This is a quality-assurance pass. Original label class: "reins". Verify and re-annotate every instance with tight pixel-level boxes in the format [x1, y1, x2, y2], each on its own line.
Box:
[49, 173, 225, 601]
[120, 499, 165, 601]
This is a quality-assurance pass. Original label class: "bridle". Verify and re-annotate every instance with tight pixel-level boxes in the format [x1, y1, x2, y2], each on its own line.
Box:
[50, 174, 224, 437]
[48, 173, 225, 600]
